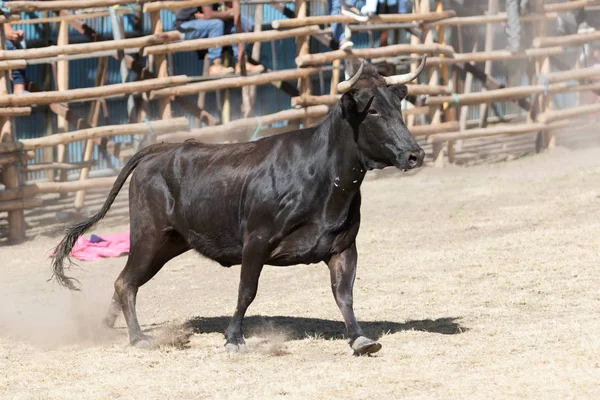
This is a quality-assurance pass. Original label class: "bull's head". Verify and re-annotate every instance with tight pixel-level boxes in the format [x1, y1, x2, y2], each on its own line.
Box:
[338, 57, 427, 171]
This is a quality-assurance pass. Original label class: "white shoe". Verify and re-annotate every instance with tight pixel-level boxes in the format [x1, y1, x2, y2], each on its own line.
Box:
[578, 22, 595, 34]
[341, 5, 369, 22]
[340, 40, 354, 50]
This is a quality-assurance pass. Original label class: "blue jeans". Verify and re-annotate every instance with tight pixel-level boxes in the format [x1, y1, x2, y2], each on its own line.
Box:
[6, 40, 26, 85]
[330, 0, 357, 43]
[179, 17, 253, 62]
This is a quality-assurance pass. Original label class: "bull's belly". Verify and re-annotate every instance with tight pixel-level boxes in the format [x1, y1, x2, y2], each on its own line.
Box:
[188, 226, 341, 267]
[266, 228, 339, 266]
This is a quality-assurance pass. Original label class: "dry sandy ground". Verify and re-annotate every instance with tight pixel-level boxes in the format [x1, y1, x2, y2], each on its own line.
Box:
[1, 146, 600, 399]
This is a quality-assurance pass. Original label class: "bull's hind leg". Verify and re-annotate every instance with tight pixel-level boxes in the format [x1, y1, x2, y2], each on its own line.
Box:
[102, 291, 121, 328]
[327, 242, 382, 356]
[114, 231, 188, 348]
[224, 237, 269, 353]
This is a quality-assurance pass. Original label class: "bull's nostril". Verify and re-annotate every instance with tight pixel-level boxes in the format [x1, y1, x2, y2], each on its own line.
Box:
[408, 153, 418, 166]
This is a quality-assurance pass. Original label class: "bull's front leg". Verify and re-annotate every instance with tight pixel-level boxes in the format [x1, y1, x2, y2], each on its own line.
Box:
[224, 237, 268, 353]
[327, 242, 382, 356]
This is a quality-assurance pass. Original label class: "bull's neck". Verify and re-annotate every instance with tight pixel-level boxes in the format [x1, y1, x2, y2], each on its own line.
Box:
[312, 104, 366, 189]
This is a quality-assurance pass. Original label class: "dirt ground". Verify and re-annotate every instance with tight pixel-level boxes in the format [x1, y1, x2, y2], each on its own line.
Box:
[1, 145, 599, 399]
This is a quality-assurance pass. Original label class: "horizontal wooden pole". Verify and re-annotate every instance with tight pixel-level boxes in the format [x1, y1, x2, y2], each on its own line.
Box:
[426, 86, 545, 107]
[0, 31, 181, 61]
[25, 47, 141, 66]
[424, 11, 557, 29]
[150, 68, 321, 99]
[539, 103, 600, 124]
[291, 84, 449, 107]
[403, 106, 433, 116]
[411, 121, 459, 137]
[0, 76, 190, 107]
[544, 0, 600, 12]
[350, 22, 418, 32]
[0, 118, 189, 154]
[144, 26, 320, 56]
[296, 43, 454, 67]
[272, 10, 456, 29]
[425, 47, 563, 66]
[292, 94, 340, 108]
[11, 9, 133, 26]
[0, 107, 32, 117]
[0, 197, 43, 213]
[427, 120, 570, 143]
[0, 151, 35, 166]
[533, 30, 600, 48]
[143, 0, 218, 12]
[0, 60, 27, 72]
[544, 65, 600, 84]
[5, 0, 132, 12]
[25, 161, 96, 172]
[157, 106, 329, 142]
[0, 177, 119, 202]
[425, 80, 600, 108]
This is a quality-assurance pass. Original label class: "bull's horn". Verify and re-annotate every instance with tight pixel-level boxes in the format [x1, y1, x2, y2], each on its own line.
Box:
[383, 55, 427, 85]
[337, 62, 365, 93]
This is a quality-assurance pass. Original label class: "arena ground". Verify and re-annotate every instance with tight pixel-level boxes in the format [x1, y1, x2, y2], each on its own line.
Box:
[1, 145, 599, 399]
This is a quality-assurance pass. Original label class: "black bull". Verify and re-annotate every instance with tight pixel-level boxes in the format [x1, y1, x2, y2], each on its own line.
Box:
[52, 59, 427, 356]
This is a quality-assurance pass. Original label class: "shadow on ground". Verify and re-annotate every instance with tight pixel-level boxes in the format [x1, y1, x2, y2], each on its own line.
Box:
[183, 315, 468, 341]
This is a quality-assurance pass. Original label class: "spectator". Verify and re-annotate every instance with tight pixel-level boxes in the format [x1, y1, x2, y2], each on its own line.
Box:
[174, 4, 264, 76]
[362, 0, 409, 47]
[329, 0, 369, 50]
[361, 0, 407, 17]
[3, 22, 27, 94]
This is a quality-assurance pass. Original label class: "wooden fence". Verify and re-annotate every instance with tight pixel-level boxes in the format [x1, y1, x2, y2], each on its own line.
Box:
[1, 0, 599, 242]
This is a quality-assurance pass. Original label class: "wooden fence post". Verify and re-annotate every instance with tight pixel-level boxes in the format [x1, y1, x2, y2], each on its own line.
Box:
[295, 0, 311, 127]
[150, 10, 172, 126]
[533, 0, 554, 152]
[247, 3, 263, 117]
[56, 19, 69, 190]
[419, 0, 444, 166]
[478, 0, 499, 128]
[0, 24, 25, 243]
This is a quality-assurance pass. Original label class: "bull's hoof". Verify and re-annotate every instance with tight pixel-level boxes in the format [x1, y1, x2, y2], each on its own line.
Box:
[225, 342, 247, 353]
[132, 337, 152, 349]
[351, 336, 382, 356]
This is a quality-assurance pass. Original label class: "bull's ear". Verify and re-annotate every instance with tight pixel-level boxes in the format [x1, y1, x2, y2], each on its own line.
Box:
[341, 90, 373, 124]
[340, 89, 360, 121]
[389, 84, 408, 100]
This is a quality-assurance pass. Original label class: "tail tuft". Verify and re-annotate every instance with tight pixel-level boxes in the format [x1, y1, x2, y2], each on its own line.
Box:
[50, 214, 104, 291]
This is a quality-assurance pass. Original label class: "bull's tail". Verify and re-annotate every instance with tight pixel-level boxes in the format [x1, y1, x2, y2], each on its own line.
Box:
[51, 143, 170, 291]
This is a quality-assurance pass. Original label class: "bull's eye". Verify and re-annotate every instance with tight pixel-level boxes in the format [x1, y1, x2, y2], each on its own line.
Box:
[368, 109, 379, 116]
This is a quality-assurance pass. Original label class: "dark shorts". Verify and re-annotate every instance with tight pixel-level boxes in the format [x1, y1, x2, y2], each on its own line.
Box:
[376, 3, 398, 15]
[6, 40, 26, 85]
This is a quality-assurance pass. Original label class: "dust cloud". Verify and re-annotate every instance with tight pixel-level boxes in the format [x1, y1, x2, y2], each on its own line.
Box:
[0, 285, 121, 349]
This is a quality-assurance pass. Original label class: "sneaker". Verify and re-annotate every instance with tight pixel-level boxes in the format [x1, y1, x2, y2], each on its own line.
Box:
[208, 59, 234, 77]
[341, 5, 369, 22]
[235, 62, 265, 74]
[578, 21, 595, 34]
[340, 39, 354, 50]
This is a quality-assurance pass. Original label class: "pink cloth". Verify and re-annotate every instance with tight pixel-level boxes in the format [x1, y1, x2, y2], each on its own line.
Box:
[68, 232, 130, 261]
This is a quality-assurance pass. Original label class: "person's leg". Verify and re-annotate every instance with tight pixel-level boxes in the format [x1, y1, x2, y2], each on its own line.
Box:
[226, 17, 264, 73]
[341, 0, 368, 22]
[329, 0, 356, 50]
[398, 0, 407, 14]
[362, 0, 379, 16]
[5, 40, 26, 94]
[180, 19, 225, 63]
